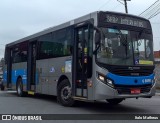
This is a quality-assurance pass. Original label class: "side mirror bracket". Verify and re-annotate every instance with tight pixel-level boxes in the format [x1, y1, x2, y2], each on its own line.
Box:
[94, 27, 101, 45]
[95, 32, 101, 45]
[93, 27, 101, 54]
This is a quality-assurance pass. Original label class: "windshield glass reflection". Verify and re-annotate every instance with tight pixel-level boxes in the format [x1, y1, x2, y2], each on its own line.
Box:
[97, 28, 153, 66]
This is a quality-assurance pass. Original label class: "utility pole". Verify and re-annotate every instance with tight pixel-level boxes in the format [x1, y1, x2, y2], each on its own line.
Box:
[124, 0, 128, 13]
[117, 0, 131, 13]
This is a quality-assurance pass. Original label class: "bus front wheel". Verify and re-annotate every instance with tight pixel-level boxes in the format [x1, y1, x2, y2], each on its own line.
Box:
[57, 79, 74, 106]
[106, 98, 124, 105]
[16, 78, 25, 97]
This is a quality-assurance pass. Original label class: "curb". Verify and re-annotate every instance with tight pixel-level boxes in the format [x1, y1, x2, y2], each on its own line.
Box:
[156, 93, 160, 96]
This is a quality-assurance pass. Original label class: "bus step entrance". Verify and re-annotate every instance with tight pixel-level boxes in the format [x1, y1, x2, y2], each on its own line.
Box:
[75, 78, 87, 97]
[6, 88, 13, 91]
[28, 91, 35, 95]
[75, 89, 87, 97]
[73, 96, 87, 101]
[30, 85, 35, 91]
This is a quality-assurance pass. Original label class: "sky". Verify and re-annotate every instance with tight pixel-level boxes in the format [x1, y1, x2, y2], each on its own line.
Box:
[0, 0, 160, 59]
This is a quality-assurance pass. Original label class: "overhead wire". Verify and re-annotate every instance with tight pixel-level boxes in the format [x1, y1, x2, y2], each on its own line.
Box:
[146, 3, 160, 19]
[148, 7, 160, 19]
[138, 1, 160, 51]
[117, 0, 124, 5]
[139, 0, 159, 16]
[139, 0, 160, 19]
[143, 3, 160, 18]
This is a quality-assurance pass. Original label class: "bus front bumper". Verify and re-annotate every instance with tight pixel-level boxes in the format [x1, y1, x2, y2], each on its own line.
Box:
[94, 79, 156, 100]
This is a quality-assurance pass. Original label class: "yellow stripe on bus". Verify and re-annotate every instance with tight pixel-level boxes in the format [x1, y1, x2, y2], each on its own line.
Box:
[28, 91, 35, 95]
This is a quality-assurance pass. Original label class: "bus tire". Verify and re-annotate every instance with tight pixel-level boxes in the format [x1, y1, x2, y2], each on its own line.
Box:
[16, 78, 25, 97]
[1, 85, 4, 91]
[57, 79, 74, 106]
[106, 98, 124, 105]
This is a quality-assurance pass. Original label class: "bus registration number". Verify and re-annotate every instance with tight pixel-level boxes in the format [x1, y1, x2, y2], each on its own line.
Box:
[131, 88, 141, 94]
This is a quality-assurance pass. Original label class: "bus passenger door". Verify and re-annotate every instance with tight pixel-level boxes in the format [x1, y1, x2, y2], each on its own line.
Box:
[73, 24, 93, 98]
[27, 41, 37, 92]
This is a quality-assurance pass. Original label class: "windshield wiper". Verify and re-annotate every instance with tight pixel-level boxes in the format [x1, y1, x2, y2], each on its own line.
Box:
[116, 29, 127, 46]
[138, 29, 145, 39]
[114, 27, 129, 58]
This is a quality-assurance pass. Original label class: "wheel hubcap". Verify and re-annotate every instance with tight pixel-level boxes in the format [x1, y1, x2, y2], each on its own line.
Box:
[17, 84, 21, 95]
[61, 86, 71, 100]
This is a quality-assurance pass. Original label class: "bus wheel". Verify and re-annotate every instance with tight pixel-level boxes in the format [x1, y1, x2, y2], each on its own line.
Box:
[1, 85, 4, 91]
[106, 98, 124, 105]
[16, 78, 25, 97]
[57, 79, 74, 106]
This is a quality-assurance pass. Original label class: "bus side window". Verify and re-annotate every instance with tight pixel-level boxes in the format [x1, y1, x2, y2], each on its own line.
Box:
[12, 42, 28, 63]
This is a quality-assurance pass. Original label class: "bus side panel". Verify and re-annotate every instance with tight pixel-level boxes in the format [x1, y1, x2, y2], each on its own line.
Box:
[36, 59, 49, 94]
[48, 56, 72, 96]
[36, 56, 72, 96]
[11, 62, 27, 90]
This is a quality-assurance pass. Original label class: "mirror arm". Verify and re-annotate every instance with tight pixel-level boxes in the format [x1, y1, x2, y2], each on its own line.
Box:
[93, 26, 101, 33]
[93, 45, 100, 55]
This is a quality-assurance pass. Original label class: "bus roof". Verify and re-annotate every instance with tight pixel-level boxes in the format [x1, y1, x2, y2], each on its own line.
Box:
[6, 11, 149, 47]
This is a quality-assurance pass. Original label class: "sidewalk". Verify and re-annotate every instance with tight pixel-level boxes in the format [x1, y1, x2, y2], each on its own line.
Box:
[156, 84, 160, 95]
[155, 81, 160, 95]
[156, 92, 160, 96]
[156, 88, 160, 95]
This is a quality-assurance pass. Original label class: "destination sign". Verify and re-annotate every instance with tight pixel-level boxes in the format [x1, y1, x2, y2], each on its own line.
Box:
[98, 12, 150, 29]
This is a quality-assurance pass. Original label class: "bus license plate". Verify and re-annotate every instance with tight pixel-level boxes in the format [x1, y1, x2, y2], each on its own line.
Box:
[131, 88, 141, 94]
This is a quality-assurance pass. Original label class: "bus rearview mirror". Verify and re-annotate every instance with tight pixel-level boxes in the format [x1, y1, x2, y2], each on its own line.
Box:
[95, 32, 100, 44]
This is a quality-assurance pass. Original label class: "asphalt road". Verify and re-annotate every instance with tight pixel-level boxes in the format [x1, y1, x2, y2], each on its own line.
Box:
[0, 90, 160, 114]
[0, 90, 160, 123]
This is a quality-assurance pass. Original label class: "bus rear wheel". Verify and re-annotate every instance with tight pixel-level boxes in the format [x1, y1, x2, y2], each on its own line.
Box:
[57, 79, 74, 106]
[106, 98, 124, 105]
[16, 78, 25, 97]
[1, 84, 4, 91]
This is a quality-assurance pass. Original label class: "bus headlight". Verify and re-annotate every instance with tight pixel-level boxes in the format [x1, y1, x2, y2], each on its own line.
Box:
[98, 74, 105, 82]
[106, 78, 113, 85]
[106, 78, 114, 88]
[97, 72, 114, 88]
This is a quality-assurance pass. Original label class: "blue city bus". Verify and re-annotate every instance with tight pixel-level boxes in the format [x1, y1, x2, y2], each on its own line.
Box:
[2, 11, 156, 106]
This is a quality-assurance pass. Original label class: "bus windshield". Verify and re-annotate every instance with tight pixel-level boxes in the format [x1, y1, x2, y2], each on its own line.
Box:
[97, 27, 154, 66]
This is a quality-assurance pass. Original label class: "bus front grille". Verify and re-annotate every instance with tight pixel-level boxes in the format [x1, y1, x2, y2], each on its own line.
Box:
[112, 69, 152, 76]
